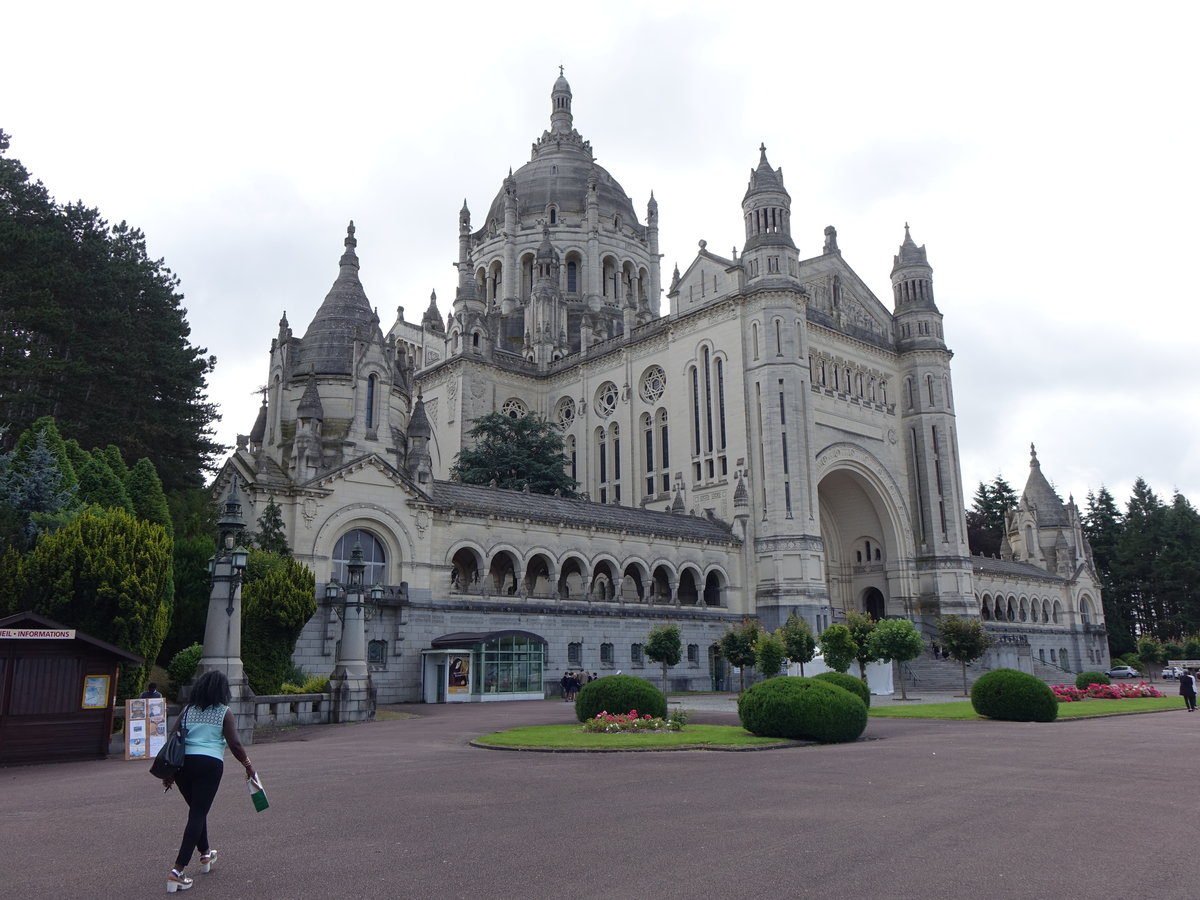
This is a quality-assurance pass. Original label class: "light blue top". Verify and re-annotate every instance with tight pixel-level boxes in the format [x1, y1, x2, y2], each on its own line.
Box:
[182, 704, 229, 761]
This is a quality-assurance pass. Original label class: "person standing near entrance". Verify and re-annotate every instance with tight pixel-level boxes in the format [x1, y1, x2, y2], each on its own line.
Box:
[161, 670, 256, 892]
[1180, 669, 1197, 712]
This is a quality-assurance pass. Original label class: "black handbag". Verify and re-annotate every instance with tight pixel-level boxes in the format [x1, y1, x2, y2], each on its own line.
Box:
[150, 707, 188, 779]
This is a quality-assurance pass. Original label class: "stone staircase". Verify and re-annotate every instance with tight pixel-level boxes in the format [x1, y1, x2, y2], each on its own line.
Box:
[896, 654, 1078, 694]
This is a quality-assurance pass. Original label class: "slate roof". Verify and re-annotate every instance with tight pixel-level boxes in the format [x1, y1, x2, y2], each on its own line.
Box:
[430, 480, 738, 544]
[972, 555, 1063, 581]
[1021, 447, 1071, 527]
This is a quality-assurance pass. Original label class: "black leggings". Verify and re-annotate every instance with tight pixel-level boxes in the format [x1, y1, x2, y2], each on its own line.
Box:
[174, 755, 224, 869]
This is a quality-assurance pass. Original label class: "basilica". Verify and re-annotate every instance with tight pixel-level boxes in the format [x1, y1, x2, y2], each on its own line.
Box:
[216, 72, 1108, 703]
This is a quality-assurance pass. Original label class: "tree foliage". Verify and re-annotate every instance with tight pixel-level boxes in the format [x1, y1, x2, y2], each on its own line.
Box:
[717, 619, 760, 691]
[241, 549, 316, 694]
[17, 507, 172, 698]
[844, 609, 880, 679]
[866, 618, 924, 700]
[966, 476, 1018, 557]
[777, 613, 817, 674]
[253, 495, 290, 556]
[755, 630, 787, 678]
[818, 623, 857, 674]
[0, 130, 221, 492]
[450, 412, 578, 497]
[644, 623, 682, 690]
[938, 615, 994, 695]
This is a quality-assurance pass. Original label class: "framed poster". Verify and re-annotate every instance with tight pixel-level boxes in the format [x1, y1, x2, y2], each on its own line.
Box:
[82, 675, 110, 709]
[128, 697, 170, 760]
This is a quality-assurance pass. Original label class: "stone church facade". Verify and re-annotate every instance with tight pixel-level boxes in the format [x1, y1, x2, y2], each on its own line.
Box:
[215, 72, 1108, 702]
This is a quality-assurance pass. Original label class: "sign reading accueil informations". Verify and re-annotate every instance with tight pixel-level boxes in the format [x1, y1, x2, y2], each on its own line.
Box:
[0, 628, 76, 639]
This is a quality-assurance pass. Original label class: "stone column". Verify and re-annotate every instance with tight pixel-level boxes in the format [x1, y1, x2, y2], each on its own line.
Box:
[329, 541, 375, 723]
[196, 482, 255, 744]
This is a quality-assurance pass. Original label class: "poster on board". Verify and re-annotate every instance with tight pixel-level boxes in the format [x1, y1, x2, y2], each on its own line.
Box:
[127, 697, 169, 760]
[448, 655, 470, 694]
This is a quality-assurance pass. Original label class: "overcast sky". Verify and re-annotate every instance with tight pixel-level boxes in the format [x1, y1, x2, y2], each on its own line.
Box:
[6, 2, 1198, 510]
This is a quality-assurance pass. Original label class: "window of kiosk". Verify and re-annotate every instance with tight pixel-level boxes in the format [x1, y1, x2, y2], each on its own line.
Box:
[478, 634, 545, 694]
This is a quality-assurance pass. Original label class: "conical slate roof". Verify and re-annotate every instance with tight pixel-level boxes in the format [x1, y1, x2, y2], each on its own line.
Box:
[407, 396, 431, 440]
[1021, 444, 1070, 527]
[295, 222, 382, 375]
[743, 144, 787, 200]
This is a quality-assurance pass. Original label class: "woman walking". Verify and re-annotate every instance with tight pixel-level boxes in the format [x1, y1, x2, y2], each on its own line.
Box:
[161, 670, 256, 892]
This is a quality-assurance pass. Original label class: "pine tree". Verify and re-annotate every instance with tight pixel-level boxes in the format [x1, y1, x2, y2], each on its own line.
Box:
[1116, 479, 1167, 639]
[126, 458, 173, 536]
[254, 495, 290, 556]
[75, 453, 134, 513]
[450, 412, 578, 497]
[1085, 486, 1130, 656]
[0, 131, 221, 492]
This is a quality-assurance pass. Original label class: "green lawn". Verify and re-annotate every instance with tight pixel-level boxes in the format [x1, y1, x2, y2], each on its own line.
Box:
[474, 723, 791, 749]
[869, 696, 1181, 720]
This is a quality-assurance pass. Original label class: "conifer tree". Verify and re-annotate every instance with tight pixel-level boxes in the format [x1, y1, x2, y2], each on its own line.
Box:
[254, 495, 290, 556]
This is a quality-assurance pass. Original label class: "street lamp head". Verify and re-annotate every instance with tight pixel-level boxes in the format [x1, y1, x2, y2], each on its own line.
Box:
[348, 539, 366, 587]
[325, 580, 341, 601]
[232, 545, 249, 571]
[369, 583, 385, 602]
[217, 480, 246, 554]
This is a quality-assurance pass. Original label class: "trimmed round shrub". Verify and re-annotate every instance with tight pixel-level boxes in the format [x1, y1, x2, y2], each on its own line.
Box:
[1075, 670, 1111, 690]
[737, 676, 867, 743]
[575, 675, 667, 723]
[813, 671, 871, 707]
[971, 668, 1058, 722]
[167, 643, 203, 698]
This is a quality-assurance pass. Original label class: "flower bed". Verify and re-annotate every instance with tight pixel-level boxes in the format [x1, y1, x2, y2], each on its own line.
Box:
[1053, 681, 1164, 702]
[581, 708, 688, 733]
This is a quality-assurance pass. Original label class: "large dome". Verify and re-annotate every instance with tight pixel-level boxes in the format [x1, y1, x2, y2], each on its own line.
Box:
[479, 73, 641, 235]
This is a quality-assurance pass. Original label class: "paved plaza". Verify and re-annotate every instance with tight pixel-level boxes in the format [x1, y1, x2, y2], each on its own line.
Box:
[1, 695, 1189, 899]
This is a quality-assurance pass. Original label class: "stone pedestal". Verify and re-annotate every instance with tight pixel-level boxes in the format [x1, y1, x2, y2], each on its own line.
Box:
[196, 553, 257, 744]
[329, 596, 375, 723]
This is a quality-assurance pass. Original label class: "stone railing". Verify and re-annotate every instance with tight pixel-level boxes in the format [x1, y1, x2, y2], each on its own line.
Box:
[252, 692, 331, 727]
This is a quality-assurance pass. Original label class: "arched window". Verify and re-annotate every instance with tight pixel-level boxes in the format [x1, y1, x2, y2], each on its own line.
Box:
[549, 207, 557, 224]
[365, 374, 377, 430]
[332, 529, 387, 586]
[567, 260, 578, 293]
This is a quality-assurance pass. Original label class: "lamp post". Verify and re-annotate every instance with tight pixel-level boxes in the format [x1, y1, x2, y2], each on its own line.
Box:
[327, 540, 378, 721]
[197, 479, 254, 739]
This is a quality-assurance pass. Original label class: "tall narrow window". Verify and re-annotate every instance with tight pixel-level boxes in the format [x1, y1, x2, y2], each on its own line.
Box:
[365, 374, 377, 429]
[567, 260, 578, 292]
[703, 348, 714, 453]
[659, 410, 670, 492]
[716, 359, 726, 449]
[691, 367, 701, 455]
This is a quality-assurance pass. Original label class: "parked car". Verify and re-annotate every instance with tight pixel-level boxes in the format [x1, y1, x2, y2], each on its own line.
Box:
[1106, 665, 1141, 679]
[1162, 666, 1182, 680]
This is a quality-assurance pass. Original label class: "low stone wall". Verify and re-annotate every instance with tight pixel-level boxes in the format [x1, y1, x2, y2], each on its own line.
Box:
[252, 693, 331, 727]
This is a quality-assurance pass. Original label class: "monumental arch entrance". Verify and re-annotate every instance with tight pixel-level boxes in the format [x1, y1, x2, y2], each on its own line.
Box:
[816, 451, 913, 621]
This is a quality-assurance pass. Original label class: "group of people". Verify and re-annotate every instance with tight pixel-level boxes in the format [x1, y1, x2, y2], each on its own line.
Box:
[559, 670, 597, 701]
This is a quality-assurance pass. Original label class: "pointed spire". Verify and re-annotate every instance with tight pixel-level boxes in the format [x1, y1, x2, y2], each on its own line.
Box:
[422, 290, 444, 332]
[297, 372, 324, 420]
[340, 220, 359, 269]
[551, 66, 573, 135]
[1021, 443, 1069, 526]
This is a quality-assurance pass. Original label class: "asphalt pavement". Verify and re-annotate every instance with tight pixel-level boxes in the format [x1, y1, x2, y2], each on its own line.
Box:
[1, 693, 1190, 899]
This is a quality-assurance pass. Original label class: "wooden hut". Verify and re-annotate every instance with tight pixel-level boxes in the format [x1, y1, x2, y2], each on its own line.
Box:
[0, 611, 143, 766]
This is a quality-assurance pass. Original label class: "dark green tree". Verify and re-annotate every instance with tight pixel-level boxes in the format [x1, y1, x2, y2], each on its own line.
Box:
[1136, 635, 1163, 680]
[937, 615, 994, 695]
[241, 549, 316, 694]
[818, 623, 857, 674]
[18, 507, 171, 697]
[644, 623, 682, 691]
[3, 422, 78, 545]
[1115, 479, 1167, 639]
[75, 453, 134, 513]
[1084, 486, 1130, 656]
[966, 476, 1018, 557]
[253, 495, 290, 556]
[450, 412, 578, 497]
[866, 618, 924, 700]
[777, 613, 817, 675]
[844, 609, 880, 679]
[162, 533, 215, 662]
[126, 458, 173, 536]
[1157, 493, 1200, 637]
[0, 131, 221, 492]
[717, 619, 760, 691]
[755, 630, 787, 678]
